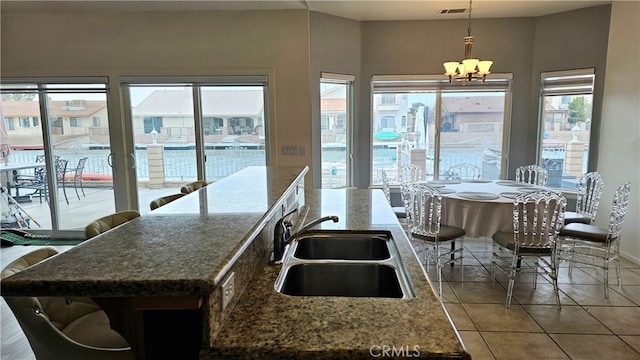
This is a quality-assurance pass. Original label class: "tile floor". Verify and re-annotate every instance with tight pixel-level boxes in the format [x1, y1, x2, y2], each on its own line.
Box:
[418, 237, 640, 360]
[2, 238, 639, 359]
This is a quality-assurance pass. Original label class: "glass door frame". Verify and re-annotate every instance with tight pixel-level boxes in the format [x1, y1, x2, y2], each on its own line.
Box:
[120, 76, 270, 211]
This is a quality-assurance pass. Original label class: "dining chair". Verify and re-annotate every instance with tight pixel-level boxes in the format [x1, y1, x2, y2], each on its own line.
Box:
[55, 159, 70, 204]
[564, 171, 604, 225]
[447, 163, 481, 181]
[400, 164, 423, 184]
[85, 210, 141, 239]
[408, 183, 466, 297]
[66, 157, 88, 200]
[1, 248, 134, 360]
[515, 164, 548, 186]
[559, 182, 631, 298]
[13, 155, 48, 203]
[180, 180, 209, 194]
[381, 170, 406, 220]
[491, 190, 567, 308]
[150, 192, 187, 210]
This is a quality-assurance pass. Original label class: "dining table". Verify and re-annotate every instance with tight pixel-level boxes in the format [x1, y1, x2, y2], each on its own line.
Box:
[418, 179, 550, 238]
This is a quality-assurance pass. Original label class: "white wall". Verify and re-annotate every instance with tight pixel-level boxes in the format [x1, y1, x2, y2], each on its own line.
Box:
[598, 1, 640, 262]
[0, 9, 312, 181]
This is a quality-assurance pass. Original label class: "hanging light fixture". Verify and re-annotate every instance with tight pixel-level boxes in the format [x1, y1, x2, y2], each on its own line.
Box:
[443, 0, 493, 83]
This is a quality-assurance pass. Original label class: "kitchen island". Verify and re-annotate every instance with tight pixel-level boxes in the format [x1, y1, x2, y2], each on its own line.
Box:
[1, 166, 470, 359]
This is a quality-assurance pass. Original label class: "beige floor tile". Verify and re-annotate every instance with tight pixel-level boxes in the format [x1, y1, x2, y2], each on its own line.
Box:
[441, 265, 492, 283]
[449, 282, 509, 304]
[556, 267, 603, 285]
[612, 285, 640, 306]
[585, 307, 640, 335]
[550, 334, 640, 360]
[523, 304, 611, 334]
[620, 335, 640, 353]
[511, 283, 576, 306]
[482, 332, 569, 360]
[458, 331, 495, 360]
[444, 303, 476, 331]
[463, 303, 543, 332]
[561, 284, 637, 306]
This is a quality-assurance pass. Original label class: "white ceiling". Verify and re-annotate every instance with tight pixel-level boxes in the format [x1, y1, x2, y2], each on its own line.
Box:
[1, 0, 613, 20]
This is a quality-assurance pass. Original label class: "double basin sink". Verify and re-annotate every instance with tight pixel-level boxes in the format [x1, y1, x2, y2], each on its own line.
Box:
[274, 230, 415, 299]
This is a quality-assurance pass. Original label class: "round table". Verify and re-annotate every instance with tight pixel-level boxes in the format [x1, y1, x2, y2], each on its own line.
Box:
[419, 179, 547, 238]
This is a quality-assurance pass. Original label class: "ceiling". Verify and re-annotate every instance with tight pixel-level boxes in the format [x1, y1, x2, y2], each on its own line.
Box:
[1, 0, 612, 20]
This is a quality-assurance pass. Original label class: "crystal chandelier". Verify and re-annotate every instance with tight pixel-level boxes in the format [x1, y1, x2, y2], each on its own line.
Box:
[443, 0, 493, 83]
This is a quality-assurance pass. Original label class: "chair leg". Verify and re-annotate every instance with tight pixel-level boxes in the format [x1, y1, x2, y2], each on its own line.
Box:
[74, 177, 81, 200]
[61, 182, 69, 204]
[506, 255, 519, 308]
[552, 253, 561, 310]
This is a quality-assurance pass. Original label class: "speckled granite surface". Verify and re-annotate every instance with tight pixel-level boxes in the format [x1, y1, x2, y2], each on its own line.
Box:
[1, 167, 469, 359]
[204, 189, 470, 359]
[0, 166, 307, 297]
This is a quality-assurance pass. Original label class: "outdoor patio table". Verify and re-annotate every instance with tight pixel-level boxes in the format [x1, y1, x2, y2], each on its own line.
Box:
[0, 162, 44, 200]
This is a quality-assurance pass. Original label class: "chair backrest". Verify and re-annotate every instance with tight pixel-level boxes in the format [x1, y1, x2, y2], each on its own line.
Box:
[85, 210, 141, 239]
[1, 248, 133, 360]
[512, 190, 566, 250]
[448, 163, 481, 180]
[515, 165, 548, 186]
[407, 183, 443, 238]
[180, 180, 208, 194]
[55, 159, 68, 182]
[74, 157, 88, 179]
[575, 171, 604, 224]
[607, 182, 631, 241]
[400, 164, 422, 184]
[381, 170, 391, 204]
[150, 193, 186, 210]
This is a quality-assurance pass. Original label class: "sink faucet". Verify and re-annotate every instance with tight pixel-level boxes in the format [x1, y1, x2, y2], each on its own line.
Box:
[271, 210, 339, 263]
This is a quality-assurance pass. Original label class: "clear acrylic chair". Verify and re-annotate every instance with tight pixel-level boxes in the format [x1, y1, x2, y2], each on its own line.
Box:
[408, 183, 466, 297]
[564, 171, 604, 225]
[559, 182, 631, 298]
[400, 164, 423, 184]
[515, 164, 548, 186]
[447, 163, 481, 180]
[381, 170, 406, 220]
[491, 190, 567, 308]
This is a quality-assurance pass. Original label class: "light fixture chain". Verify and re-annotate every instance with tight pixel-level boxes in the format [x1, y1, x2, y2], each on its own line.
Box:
[467, 0, 472, 36]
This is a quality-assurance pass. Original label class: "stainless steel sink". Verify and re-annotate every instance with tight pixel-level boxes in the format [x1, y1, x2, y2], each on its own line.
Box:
[279, 263, 403, 298]
[293, 231, 390, 260]
[275, 230, 415, 299]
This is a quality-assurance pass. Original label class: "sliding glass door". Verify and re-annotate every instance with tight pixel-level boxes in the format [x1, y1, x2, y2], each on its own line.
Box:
[1, 80, 116, 234]
[122, 77, 268, 213]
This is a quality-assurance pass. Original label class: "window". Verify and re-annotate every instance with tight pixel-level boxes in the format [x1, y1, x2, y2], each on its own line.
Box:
[5, 118, 15, 130]
[538, 69, 595, 190]
[70, 117, 81, 127]
[92, 117, 100, 127]
[32, 117, 39, 127]
[20, 117, 29, 127]
[320, 73, 354, 188]
[143, 116, 163, 134]
[381, 94, 396, 105]
[371, 74, 512, 185]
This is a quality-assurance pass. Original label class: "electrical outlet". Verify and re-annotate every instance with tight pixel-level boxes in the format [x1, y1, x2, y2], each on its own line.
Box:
[221, 272, 235, 311]
[281, 145, 299, 156]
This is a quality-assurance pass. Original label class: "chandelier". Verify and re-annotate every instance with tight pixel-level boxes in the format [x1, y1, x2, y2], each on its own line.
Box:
[443, 0, 493, 83]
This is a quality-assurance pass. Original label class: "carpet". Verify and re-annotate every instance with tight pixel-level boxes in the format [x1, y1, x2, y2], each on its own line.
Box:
[0, 231, 85, 247]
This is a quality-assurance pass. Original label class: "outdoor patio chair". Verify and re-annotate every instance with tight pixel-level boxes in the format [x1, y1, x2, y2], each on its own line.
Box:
[65, 157, 88, 200]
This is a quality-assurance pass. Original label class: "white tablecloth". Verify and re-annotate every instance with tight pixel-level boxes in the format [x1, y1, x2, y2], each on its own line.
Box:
[424, 180, 545, 238]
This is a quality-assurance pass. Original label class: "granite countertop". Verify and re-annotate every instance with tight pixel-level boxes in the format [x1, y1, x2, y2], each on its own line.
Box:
[0, 166, 307, 297]
[205, 189, 470, 359]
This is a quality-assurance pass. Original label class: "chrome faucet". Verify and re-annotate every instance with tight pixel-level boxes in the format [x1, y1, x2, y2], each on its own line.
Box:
[271, 210, 339, 264]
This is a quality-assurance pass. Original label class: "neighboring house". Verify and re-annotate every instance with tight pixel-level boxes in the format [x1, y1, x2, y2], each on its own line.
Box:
[2, 99, 108, 147]
[372, 93, 409, 135]
[132, 88, 265, 143]
[441, 96, 504, 133]
[320, 85, 346, 144]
